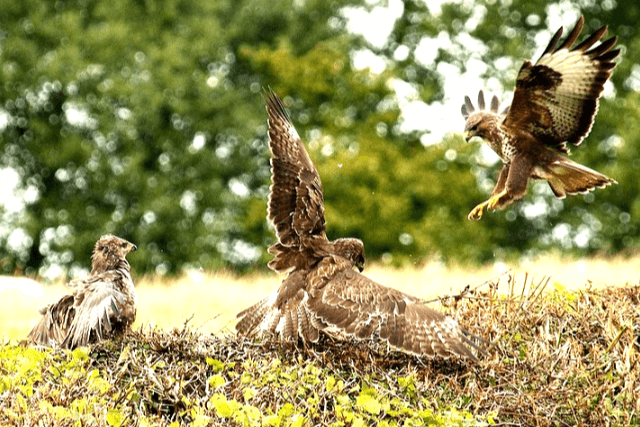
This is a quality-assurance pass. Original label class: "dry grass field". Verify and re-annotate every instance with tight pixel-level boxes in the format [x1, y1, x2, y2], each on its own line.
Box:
[2, 253, 638, 343]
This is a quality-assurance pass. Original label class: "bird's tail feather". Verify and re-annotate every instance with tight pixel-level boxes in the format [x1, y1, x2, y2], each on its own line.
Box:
[546, 157, 616, 198]
[235, 294, 275, 337]
[236, 290, 322, 343]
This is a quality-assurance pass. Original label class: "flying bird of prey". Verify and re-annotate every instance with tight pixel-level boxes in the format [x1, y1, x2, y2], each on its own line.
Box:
[236, 92, 481, 361]
[28, 234, 137, 349]
[461, 16, 619, 220]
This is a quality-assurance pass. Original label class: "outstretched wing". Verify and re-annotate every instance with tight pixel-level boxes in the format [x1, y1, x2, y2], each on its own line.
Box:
[236, 270, 321, 343]
[265, 93, 327, 248]
[61, 272, 136, 349]
[27, 294, 75, 347]
[504, 15, 619, 152]
[304, 265, 480, 361]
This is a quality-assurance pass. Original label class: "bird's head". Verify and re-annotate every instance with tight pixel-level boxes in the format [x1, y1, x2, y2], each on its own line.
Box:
[464, 113, 494, 142]
[334, 238, 365, 272]
[461, 90, 505, 142]
[91, 234, 137, 273]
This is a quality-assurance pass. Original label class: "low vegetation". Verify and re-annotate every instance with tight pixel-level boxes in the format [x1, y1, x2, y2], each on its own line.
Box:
[1, 275, 638, 426]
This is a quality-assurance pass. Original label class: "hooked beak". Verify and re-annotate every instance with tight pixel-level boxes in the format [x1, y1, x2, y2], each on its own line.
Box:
[464, 131, 473, 142]
[130, 243, 137, 252]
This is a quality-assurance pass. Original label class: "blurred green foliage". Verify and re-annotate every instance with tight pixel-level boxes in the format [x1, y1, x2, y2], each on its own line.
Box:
[0, 0, 638, 275]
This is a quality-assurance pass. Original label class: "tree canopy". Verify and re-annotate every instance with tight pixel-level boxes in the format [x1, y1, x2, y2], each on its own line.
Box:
[0, 0, 638, 276]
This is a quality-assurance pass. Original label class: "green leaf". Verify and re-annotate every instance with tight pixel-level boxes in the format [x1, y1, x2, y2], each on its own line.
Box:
[106, 408, 123, 427]
[138, 417, 153, 427]
[289, 414, 306, 427]
[235, 404, 261, 426]
[206, 358, 225, 373]
[326, 375, 336, 392]
[71, 347, 90, 360]
[182, 395, 192, 408]
[191, 413, 211, 427]
[263, 414, 280, 426]
[87, 370, 111, 394]
[209, 394, 240, 418]
[357, 390, 381, 415]
[243, 387, 257, 402]
[152, 361, 166, 370]
[241, 372, 253, 384]
[15, 393, 27, 411]
[278, 403, 295, 418]
[337, 394, 351, 405]
[209, 374, 226, 389]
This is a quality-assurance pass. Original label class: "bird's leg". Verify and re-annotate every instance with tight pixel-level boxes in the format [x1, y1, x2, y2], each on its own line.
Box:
[468, 200, 490, 220]
[487, 189, 508, 210]
[468, 164, 511, 221]
[468, 190, 509, 220]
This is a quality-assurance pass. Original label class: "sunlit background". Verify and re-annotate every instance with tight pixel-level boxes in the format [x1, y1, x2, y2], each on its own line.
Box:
[0, 0, 638, 279]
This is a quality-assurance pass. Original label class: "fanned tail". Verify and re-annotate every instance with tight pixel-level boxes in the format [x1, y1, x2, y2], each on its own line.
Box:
[236, 292, 279, 337]
[236, 287, 321, 343]
[546, 157, 616, 198]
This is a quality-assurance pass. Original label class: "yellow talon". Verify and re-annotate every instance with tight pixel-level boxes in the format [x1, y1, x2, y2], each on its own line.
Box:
[468, 190, 508, 220]
[487, 190, 508, 210]
[468, 201, 490, 220]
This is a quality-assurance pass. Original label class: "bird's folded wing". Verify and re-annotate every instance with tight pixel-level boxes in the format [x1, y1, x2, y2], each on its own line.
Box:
[62, 277, 128, 349]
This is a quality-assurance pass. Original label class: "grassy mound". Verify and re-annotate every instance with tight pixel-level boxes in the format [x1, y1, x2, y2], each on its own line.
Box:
[1, 276, 638, 426]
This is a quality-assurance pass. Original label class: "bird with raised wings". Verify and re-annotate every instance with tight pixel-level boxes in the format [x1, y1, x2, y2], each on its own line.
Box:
[28, 234, 137, 349]
[462, 16, 619, 220]
[236, 92, 481, 361]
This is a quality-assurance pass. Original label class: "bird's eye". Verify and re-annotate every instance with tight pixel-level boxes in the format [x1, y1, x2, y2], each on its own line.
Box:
[470, 124, 478, 132]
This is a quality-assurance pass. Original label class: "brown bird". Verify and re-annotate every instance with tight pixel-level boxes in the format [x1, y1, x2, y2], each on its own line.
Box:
[462, 16, 619, 220]
[27, 234, 137, 349]
[236, 92, 482, 361]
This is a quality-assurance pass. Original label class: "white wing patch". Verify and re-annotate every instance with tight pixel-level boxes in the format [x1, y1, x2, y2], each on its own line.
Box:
[537, 49, 602, 142]
[285, 120, 301, 142]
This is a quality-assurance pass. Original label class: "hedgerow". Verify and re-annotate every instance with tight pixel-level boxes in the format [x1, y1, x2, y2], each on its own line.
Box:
[1, 276, 638, 426]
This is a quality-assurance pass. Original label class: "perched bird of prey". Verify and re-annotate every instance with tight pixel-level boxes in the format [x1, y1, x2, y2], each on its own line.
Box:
[237, 92, 481, 361]
[462, 16, 619, 220]
[28, 234, 137, 349]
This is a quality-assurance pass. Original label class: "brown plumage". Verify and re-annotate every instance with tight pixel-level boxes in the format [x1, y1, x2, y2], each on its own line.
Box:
[27, 234, 137, 349]
[462, 16, 619, 220]
[237, 92, 482, 361]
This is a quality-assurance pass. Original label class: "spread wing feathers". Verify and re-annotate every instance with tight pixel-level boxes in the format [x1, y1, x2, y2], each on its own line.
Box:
[545, 156, 617, 198]
[28, 295, 76, 347]
[505, 15, 619, 152]
[461, 96, 474, 118]
[304, 269, 479, 361]
[236, 270, 321, 343]
[235, 290, 321, 343]
[461, 91, 503, 118]
[60, 274, 136, 349]
[477, 90, 486, 110]
[265, 92, 328, 258]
